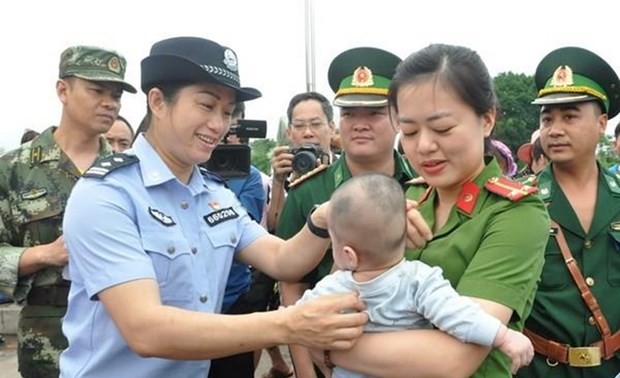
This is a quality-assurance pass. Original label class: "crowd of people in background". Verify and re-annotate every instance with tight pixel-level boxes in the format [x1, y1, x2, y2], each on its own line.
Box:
[0, 35, 619, 378]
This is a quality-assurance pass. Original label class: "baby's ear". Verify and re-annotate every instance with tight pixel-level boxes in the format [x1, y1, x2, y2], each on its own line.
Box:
[342, 245, 359, 270]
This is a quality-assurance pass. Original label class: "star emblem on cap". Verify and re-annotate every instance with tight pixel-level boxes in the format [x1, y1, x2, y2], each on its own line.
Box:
[550, 65, 573, 87]
[351, 66, 374, 87]
[107, 56, 121, 74]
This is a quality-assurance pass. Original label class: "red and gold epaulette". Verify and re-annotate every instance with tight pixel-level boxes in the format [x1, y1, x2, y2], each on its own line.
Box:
[288, 164, 329, 188]
[484, 176, 537, 201]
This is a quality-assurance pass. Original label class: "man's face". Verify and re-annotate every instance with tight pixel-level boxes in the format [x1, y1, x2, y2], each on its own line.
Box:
[338, 106, 397, 162]
[539, 101, 606, 165]
[59, 77, 123, 136]
[105, 119, 133, 152]
[286, 99, 334, 151]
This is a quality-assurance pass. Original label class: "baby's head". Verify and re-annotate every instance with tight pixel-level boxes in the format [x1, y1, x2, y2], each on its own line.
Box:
[328, 173, 406, 271]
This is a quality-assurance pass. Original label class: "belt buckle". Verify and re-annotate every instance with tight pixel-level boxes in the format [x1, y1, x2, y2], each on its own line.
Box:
[568, 347, 601, 367]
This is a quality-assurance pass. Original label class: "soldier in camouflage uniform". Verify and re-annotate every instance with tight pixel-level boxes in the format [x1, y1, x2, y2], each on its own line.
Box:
[0, 45, 136, 378]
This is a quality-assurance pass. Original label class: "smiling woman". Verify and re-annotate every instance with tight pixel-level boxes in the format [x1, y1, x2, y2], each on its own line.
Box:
[58, 36, 369, 378]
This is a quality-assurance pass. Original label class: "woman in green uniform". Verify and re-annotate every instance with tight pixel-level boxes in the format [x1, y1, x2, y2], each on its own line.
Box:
[328, 44, 550, 377]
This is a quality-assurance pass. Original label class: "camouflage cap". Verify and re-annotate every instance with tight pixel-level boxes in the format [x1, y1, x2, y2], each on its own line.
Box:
[328, 47, 402, 108]
[532, 46, 620, 118]
[59, 45, 137, 93]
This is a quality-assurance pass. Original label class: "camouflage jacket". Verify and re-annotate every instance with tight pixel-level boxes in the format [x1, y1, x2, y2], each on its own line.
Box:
[0, 126, 113, 302]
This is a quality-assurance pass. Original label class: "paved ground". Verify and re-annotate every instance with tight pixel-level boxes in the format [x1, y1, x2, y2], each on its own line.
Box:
[0, 329, 294, 378]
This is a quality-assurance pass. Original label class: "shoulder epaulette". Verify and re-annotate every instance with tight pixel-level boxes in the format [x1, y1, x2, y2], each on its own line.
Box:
[289, 164, 329, 188]
[484, 176, 537, 202]
[516, 174, 538, 187]
[83, 154, 139, 179]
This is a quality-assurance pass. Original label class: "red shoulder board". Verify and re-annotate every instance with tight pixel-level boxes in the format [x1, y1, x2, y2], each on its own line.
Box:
[484, 176, 537, 201]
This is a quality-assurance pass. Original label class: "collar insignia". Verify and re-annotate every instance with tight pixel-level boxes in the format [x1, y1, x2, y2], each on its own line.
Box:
[550, 65, 574, 87]
[351, 66, 374, 87]
[148, 207, 176, 227]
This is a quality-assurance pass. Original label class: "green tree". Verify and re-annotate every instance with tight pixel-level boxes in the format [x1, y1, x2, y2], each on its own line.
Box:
[250, 138, 277, 175]
[493, 72, 539, 153]
[597, 134, 616, 169]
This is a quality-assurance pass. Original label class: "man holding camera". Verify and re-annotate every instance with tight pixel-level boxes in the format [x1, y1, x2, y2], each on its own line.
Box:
[276, 47, 416, 378]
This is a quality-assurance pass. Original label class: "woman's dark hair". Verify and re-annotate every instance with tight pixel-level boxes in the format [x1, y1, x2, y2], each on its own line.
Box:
[20, 129, 40, 144]
[389, 44, 497, 117]
[136, 82, 190, 139]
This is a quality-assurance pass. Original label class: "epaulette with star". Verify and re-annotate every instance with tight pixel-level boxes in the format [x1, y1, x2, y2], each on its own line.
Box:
[83, 154, 139, 179]
[484, 176, 537, 201]
[289, 164, 329, 188]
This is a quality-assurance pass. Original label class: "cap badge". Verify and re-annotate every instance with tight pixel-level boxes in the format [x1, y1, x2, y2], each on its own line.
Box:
[351, 66, 374, 87]
[550, 65, 573, 87]
[107, 56, 121, 74]
[223, 49, 238, 72]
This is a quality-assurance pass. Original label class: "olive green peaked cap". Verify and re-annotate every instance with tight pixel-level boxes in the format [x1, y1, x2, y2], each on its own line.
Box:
[328, 47, 401, 107]
[59, 45, 137, 93]
[532, 46, 620, 118]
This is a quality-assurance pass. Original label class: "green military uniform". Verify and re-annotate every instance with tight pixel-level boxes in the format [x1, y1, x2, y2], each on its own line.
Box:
[517, 47, 620, 378]
[519, 166, 620, 377]
[405, 158, 549, 378]
[276, 151, 415, 284]
[0, 45, 134, 378]
[277, 46, 412, 287]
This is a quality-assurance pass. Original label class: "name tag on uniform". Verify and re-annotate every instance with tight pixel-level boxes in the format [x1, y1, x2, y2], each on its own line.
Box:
[204, 207, 239, 227]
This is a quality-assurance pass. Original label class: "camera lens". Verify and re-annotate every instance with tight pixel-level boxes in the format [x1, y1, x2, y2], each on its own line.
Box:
[292, 151, 317, 175]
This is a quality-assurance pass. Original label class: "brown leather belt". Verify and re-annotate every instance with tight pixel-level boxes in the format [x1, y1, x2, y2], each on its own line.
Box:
[524, 219, 620, 367]
[27, 285, 70, 306]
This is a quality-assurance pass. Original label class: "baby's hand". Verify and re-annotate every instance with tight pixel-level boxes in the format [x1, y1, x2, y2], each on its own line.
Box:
[496, 327, 534, 374]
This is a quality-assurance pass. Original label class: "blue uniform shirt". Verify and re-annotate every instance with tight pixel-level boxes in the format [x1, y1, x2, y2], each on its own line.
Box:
[59, 135, 266, 378]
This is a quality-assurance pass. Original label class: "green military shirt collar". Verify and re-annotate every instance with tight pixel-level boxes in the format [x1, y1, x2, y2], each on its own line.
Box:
[537, 161, 620, 203]
[29, 126, 114, 175]
[332, 150, 415, 188]
[419, 157, 503, 217]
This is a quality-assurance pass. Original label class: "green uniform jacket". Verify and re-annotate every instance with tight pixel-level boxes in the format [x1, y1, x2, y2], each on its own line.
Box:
[405, 159, 549, 378]
[517, 164, 620, 378]
[0, 126, 113, 378]
[276, 151, 415, 285]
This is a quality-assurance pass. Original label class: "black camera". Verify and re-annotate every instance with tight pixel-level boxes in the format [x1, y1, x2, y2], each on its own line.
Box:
[290, 144, 328, 175]
[202, 120, 267, 179]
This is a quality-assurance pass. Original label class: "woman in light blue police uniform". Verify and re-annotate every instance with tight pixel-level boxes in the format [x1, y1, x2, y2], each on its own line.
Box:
[58, 36, 367, 378]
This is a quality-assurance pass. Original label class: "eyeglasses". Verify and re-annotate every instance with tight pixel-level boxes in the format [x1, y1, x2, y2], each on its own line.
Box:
[290, 120, 326, 130]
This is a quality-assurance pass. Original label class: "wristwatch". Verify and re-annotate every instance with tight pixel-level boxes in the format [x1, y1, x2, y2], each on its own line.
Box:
[306, 204, 329, 239]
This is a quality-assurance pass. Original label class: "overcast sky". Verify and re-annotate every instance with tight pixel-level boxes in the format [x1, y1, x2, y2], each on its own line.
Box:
[2, 0, 619, 151]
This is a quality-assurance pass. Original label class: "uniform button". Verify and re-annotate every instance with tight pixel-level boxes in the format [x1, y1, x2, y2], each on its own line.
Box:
[585, 277, 595, 286]
[167, 246, 175, 254]
[181, 201, 189, 209]
[230, 236, 237, 244]
[191, 247, 197, 254]
[584, 240, 592, 249]
[588, 316, 596, 326]
[199, 295, 208, 303]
